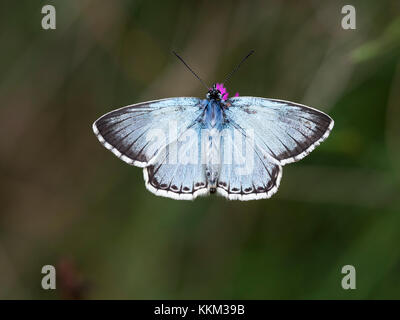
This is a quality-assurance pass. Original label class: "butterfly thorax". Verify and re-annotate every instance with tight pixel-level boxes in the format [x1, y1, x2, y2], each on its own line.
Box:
[203, 99, 224, 128]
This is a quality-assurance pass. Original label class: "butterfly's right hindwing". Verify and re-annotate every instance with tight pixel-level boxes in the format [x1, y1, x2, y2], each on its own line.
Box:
[216, 126, 282, 200]
[93, 98, 203, 167]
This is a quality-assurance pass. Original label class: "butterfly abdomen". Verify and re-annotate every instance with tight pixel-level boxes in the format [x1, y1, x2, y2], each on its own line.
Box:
[205, 130, 220, 189]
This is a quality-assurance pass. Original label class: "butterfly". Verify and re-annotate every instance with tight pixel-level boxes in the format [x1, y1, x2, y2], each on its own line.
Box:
[93, 51, 334, 201]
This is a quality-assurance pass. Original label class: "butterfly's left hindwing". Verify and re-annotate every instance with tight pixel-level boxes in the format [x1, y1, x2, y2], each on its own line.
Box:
[144, 123, 209, 200]
[93, 98, 203, 167]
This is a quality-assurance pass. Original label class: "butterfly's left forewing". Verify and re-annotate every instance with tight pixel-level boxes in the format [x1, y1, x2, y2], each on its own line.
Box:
[93, 97, 203, 167]
[93, 97, 211, 200]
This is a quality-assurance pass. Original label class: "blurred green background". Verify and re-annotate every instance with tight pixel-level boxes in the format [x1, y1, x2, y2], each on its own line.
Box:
[1, 0, 400, 299]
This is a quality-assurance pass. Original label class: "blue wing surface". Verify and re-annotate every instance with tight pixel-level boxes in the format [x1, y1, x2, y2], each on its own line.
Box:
[216, 125, 282, 200]
[144, 122, 209, 200]
[225, 97, 334, 165]
[93, 97, 203, 167]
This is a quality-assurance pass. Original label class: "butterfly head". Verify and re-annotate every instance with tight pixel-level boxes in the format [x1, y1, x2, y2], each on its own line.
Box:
[207, 85, 222, 101]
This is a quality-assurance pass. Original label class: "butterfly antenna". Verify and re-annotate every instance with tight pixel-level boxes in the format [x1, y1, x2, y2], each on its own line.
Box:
[172, 51, 210, 90]
[223, 50, 255, 86]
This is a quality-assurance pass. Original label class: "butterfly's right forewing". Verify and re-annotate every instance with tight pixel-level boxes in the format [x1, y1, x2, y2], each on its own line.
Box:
[215, 96, 334, 200]
[225, 97, 334, 165]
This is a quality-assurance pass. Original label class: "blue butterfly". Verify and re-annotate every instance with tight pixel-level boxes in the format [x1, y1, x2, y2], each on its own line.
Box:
[93, 51, 334, 201]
